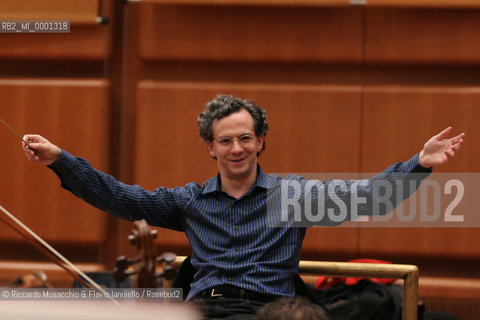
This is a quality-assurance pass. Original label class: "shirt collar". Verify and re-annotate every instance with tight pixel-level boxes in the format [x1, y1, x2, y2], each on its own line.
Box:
[202, 165, 269, 195]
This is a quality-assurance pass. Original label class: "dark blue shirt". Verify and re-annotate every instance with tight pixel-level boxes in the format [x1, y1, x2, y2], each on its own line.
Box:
[49, 151, 430, 300]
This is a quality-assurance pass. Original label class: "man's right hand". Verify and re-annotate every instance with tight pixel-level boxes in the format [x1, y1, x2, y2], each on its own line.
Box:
[22, 134, 62, 166]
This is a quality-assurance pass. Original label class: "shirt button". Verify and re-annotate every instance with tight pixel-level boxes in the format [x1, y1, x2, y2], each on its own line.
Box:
[228, 277, 232, 281]
[235, 226, 239, 230]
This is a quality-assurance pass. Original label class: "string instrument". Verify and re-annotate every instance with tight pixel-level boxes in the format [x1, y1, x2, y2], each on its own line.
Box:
[113, 219, 176, 288]
[0, 204, 123, 308]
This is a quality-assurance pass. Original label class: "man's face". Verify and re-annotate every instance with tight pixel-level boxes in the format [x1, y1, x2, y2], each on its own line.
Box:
[206, 109, 264, 182]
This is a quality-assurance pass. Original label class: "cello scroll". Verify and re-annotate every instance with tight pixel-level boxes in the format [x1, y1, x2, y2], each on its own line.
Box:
[113, 220, 177, 288]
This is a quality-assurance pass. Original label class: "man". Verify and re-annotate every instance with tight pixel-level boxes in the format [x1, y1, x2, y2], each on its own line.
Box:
[23, 95, 464, 319]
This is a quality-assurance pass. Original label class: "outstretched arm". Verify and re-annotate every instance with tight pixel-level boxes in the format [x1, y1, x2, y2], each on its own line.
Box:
[22, 134, 62, 166]
[21, 134, 185, 230]
[418, 127, 465, 169]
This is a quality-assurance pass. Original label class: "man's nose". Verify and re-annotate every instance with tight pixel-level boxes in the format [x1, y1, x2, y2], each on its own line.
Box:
[230, 139, 243, 153]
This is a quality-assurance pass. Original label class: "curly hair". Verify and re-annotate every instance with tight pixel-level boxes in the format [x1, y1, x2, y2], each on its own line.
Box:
[197, 94, 269, 153]
[254, 297, 330, 320]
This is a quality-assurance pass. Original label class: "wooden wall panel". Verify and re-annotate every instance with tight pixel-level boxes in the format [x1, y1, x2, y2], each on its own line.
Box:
[0, 79, 110, 245]
[0, 0, 98, 22]
[359, 86, 480, 261]
[362, 86, 480, 173]
[0, 0, 108, 59]
[136, 81, 361, 254]
[365, 8, 480, 64]
[138, 5, 363, 62]
[0, 28, 109, 60]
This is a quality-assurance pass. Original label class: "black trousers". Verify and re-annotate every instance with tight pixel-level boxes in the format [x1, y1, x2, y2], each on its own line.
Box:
[191, 296, 267, 320]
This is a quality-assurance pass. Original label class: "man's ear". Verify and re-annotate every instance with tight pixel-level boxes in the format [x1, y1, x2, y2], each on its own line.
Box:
[206, 141, 217, 160]
[256, 135, 265, 153]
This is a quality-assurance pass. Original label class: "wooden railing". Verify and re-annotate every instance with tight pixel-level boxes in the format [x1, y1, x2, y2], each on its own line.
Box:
[170, 256, 419, 320]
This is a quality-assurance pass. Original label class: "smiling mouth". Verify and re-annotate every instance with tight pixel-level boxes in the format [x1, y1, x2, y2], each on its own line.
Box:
[230, 158, 245, 163]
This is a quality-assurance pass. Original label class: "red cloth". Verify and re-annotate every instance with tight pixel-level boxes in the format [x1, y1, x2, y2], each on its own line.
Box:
[315, 258, 397, 290]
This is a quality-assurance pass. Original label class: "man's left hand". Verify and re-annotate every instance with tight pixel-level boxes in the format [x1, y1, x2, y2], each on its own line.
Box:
[419, 127, 465, 168]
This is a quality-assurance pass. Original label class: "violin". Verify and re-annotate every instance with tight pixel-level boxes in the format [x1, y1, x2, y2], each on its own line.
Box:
[113, 219, 177, 288]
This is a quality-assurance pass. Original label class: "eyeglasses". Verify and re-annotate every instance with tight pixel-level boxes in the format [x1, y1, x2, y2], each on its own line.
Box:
[215, 134, 255, 148]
